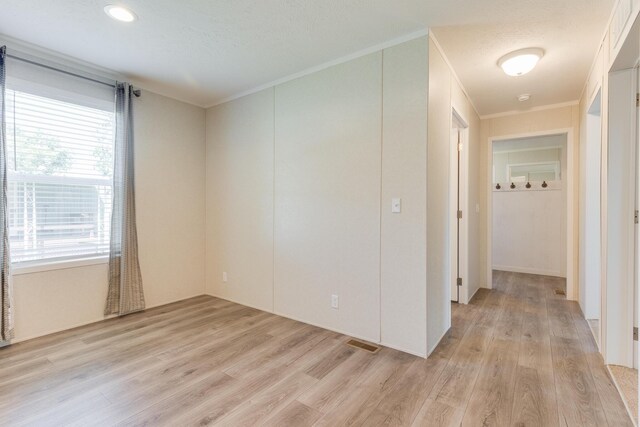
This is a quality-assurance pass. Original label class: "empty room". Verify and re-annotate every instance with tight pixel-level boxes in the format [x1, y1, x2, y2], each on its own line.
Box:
[0, 0, 638, 426]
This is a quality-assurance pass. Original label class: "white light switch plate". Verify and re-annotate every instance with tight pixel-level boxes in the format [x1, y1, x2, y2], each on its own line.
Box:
[391, 198, 401, 213]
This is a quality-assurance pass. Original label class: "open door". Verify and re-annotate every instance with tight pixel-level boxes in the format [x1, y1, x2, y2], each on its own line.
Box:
[451, 111, 468, 303]
[635, 66, 639, 370]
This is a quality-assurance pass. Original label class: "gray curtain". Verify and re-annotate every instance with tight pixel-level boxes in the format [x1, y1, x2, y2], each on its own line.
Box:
[105, 82, 145, 316]
[0, 46, 13, 340]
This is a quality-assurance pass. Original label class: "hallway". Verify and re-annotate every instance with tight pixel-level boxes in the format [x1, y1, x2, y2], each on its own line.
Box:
[445, 271, 632, 425]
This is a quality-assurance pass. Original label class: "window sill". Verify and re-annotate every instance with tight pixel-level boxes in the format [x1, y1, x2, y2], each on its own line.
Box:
[12, 256, 109, 276]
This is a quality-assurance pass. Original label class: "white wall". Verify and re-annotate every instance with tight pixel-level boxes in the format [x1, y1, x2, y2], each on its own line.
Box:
[491, 135, 567, 277]
[273, 53, 383, 343]
[205, 89, 275, 312]
[492, 186, 566, 277]
[206, 37, 430, 356]
[380, 38, 428, 354]
[13, 90, 206, 342]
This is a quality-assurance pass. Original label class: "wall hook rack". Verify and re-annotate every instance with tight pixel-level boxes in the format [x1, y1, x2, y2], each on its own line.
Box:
[542, 181, 548, 188]
[526, 182, 531, 189]
[510, 182, 516, 189]
[495, 183, 501, 190]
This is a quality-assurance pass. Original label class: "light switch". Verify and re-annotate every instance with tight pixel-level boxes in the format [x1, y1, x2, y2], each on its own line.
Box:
[392, 198, 401, 213]
[476, 203, 480, 213]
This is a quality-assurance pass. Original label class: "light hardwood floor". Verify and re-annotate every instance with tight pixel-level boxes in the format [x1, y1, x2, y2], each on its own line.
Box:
[0, 270, 632, 426]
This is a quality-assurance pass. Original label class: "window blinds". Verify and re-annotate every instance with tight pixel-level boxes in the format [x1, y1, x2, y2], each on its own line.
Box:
[5, 89, 114, 263]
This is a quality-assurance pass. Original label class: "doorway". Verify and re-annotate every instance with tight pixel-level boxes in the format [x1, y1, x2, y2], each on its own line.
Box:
[604, 67, 637, 368]
[450, 110, 468, 303]
[487, 129, 574, 296]
[581, 89, 602, 347]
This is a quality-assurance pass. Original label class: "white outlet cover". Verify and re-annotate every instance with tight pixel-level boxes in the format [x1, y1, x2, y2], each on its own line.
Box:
[391, 198, 401, 213]
[331, 294, 339, 309]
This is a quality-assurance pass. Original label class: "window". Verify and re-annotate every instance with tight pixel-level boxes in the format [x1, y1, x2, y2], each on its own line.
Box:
[5, 89, 114, 264]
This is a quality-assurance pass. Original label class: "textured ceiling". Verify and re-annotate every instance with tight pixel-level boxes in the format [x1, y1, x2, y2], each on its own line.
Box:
[0, 0, 615, 112]
[431, 0, 615, 116]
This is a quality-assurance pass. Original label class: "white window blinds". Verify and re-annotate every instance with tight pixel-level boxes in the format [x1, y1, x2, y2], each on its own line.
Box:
[5, 89, 115, 263]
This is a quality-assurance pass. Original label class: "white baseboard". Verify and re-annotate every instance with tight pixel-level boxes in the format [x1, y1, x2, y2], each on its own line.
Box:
[12, 292, 204, 344]
[427, 327, 449, 357]
[206, 291, 428, 358]
[492, 265, 565, 278]
[605, 365, 638, 426]
[467, 286, 481, 302]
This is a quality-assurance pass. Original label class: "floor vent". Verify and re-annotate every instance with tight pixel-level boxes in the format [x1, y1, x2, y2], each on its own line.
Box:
[554, 289, 566, 296]
[346, 339, 380, 353]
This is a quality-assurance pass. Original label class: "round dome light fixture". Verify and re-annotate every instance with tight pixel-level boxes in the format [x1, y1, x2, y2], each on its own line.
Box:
[518, 94, 531, 102]
[498, 48, 544, 77]
[104, 5, 137, 22]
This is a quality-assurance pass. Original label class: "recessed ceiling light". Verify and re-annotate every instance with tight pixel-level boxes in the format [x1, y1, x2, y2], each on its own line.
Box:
[104, 5, 137, 22]
[518, 94, 531, 102]
[498, 48, 544, 77]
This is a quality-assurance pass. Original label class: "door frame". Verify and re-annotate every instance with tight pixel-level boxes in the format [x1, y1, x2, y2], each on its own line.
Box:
[580, 85, 603, 348]
[450, 108, 469, 304]
[486, 127, 575, 300]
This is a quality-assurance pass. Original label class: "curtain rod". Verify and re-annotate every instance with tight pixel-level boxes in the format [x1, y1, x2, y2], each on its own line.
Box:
[5, 52, 141, 97]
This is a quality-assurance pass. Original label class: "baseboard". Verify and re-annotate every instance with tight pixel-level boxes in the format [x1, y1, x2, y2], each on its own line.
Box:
[12, 292, 206, 344]
[204, 292, 273, 314]
[427, 326, 449, 357]
[492, 265, 565, 278]
[606, 365, 638, 426]
[206, 291, 428, 358]
[467, 286, 481, 303]
[379, 340, 427, 358]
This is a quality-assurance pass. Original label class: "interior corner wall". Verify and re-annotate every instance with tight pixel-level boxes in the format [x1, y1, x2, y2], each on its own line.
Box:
[205, 36, 429, 357]
[480, 105, 580, 296]
[205, 88, 275, 313]
[13, 90, 207, 342]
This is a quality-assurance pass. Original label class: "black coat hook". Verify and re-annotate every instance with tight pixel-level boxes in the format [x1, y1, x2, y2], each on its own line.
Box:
[526, 182, 531, 189]
[495, 183, 501, 190]
[542, 181, 548, 188]
[510, 182, 516, 189]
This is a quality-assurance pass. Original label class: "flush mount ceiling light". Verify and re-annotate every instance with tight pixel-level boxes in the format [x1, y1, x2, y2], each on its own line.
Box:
[104, 5, 137, 22]
[518, 94, 531, 102]
[498, 48, 544, 77]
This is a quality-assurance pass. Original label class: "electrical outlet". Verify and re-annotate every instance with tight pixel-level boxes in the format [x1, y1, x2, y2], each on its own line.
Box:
[391, 198, 401, 213]
[331, 294, 339, 309]
[222, 272, 228, 283]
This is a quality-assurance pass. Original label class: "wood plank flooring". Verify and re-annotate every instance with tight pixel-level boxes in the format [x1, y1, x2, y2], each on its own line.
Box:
[0, 270, 632, 426]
